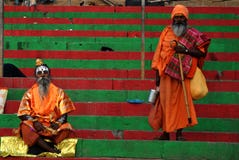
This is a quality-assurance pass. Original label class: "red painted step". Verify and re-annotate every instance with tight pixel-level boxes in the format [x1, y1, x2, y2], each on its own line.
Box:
[4, 101, 239, 118]
[0, 128, 238, 143]
[5, 18, 239, 26]
[1, 78, 239, 92]
[4, 30, 239, 38]
[6, 68, 239, 80]
[4, 50, 239, 61]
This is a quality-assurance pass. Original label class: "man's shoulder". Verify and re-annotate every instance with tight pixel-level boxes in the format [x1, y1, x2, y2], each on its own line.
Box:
[160, 25, 173, 36]
[164, 25, 172, 30]
[30, 83, 38, 89]
[187, 27, 203, 35]
[50, 83, 63, 91]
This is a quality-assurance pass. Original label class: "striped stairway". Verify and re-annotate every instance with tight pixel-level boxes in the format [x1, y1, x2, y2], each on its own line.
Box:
[0, 5, 239, 160]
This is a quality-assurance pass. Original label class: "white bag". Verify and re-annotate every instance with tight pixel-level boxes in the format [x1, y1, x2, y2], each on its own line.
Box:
[0, 88, 8, 114]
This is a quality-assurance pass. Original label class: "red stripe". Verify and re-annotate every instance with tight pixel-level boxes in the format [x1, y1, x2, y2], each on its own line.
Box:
[0, 78, 155, 90]
[4, 18, 72, 24]
[4, 50, 153, 60]
[4, 50, 239, 61]
[17, 68, 155, 79]
[5, 18, 239, 26]
[124, 131, 239, 143]
[0, 128, 238, 142]
[1, 78, 239, 91]
[145, 6, 239, 14]
[4, 101, 239, 118]
[204, 70, 239, 81]
[4, 30, 129, 37]
[4, 5, 115, 12]
[14, 68, 239, 80]
[4, 6, 239, 14]
[4, 30, 239, 38]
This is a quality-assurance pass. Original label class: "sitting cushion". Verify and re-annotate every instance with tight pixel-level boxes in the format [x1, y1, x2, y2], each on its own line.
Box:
[0, 136, 78, 158]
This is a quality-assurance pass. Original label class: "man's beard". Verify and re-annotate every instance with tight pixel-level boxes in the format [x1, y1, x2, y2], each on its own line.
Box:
[172, 21, 187, 37]
[37, 77, 50, 98]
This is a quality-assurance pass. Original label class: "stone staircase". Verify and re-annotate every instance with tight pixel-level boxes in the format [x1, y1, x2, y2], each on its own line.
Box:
[0, 4, 239, 159]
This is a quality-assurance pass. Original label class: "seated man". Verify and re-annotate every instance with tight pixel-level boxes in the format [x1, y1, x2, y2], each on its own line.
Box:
[17, 58, 76, 154]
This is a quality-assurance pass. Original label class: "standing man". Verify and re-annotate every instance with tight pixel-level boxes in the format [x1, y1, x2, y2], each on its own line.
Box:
[151, 4, 210, 140]
[17, 58, 76, 154]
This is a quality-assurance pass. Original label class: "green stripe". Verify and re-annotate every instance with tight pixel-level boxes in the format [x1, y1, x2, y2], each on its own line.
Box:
[4, 12, 239, 20]
[4, 24, 141, 31]
[77, 139, 239, 159]
[0, 114, 238, 133]
[4, 41, 144, 52]
[4, 58, 239, 71]
[4, 58, 148, 69]
[4, 24, 239, 32]
[145, 25, 239, 32]
[4, 12, 141, 19]
[0, 137, 237, 159]
[4, 36, 239, 52]
[3, 41, 239, 52]
[4, 37, 239, 52]
[4, 36, 239, 44]
[6, 89, 239, 104]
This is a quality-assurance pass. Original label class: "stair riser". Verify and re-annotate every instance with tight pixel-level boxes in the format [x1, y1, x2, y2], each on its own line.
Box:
[4, 101, 239, 118]
[0, 128, 238, 143]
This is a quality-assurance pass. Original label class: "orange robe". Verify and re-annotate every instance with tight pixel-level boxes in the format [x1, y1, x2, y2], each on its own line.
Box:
[17, 82, 76, 146]
[151, 26, 205, 132]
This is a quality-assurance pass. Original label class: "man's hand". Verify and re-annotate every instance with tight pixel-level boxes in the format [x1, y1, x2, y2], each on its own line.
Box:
[33, 121, 45, 132]
[50, 122, 60, 130]
[174, 45, 187, 54]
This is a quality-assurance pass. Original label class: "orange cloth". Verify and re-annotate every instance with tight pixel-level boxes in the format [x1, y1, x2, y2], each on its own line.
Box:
[20, 123, 73, 146]
[152, 25, 178, 76]
[151, 26, 198, 132]
[17, 82, 76, 143]
[158, 75, 198, 132]
[171, 4, 189, 19]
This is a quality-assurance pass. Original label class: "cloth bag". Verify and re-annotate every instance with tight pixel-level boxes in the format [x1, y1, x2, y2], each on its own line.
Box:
[165, 54, 192, 80]
[190, 67, 208, 100]
[148, 98, 161, 130]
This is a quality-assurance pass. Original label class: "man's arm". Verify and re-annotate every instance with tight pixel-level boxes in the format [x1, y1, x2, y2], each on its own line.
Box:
[174, 45, 206, 58]
[18, 114, 34, 121]
[50, 114, 68, 130]
[18, 114, 45, 132]
[155, 70, 160, 91]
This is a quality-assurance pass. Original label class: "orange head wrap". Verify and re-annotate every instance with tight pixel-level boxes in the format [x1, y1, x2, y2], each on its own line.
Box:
[171, 4, 189, 19]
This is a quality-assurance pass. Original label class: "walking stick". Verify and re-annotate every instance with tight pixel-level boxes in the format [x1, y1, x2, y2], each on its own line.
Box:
[178, 53, 192, 124]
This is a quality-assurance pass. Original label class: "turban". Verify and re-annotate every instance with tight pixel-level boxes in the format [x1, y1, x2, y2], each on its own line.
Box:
[171, 4, 189, 19]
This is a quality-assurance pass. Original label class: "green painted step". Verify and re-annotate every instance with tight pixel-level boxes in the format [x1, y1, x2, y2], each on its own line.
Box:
[4, 39, 239, 53]
[0, 114, 238, 133]
[75, 139, 238, 160]
[0, 137, 237, 159]
[6, 88, 239, 104]
[4, 24, 239, 32]
[4, 36, 239, 52]
[4, 36, 239, 45]
[4, 12, 239, 20]
[4, 58, 239, 71]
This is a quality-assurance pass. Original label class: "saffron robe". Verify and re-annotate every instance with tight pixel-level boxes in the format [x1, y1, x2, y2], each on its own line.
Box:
[17, 82, 76, 145]
[151, 26, 210, 132]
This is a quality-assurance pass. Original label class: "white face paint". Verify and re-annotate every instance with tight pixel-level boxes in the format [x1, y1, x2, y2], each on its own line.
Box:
[35, 65, 49, 76]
